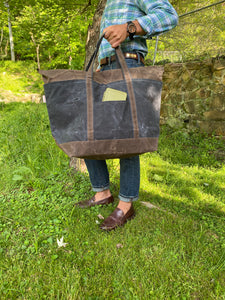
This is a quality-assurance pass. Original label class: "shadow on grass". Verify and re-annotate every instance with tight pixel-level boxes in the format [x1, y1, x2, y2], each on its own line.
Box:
[139, 188, 225, 222]
[137, 161, 225, 238]
[158, 126, 225, 168]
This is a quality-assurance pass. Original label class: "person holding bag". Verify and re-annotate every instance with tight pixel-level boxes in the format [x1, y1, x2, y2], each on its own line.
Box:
[76, 0, 178, 230]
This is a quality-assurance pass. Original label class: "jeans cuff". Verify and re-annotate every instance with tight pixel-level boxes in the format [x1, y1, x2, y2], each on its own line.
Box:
[92, 184, 110, 192]
[119, 194, 139, 203]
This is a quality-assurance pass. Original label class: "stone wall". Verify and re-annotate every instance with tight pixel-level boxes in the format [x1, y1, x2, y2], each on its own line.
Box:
[161, 57, 225, 136]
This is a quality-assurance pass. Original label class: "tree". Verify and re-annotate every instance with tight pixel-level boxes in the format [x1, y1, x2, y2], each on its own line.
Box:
[4, 1, 15, 61]
[13, 2, 95, 69]
[0, 6, 8, 58]
[0, 0, 99, 67]
[84, 0, 106, 69]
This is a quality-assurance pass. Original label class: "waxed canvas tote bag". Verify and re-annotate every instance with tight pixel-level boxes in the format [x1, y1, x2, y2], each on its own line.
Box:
[39, 35, 164, 159]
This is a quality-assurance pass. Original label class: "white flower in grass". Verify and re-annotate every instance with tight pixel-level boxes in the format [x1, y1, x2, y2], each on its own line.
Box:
[57, 236, 68, 248]
[97, 214, 104, 220]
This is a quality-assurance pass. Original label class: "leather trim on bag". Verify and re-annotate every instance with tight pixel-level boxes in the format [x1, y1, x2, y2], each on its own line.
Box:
[39, 67, 164, 85]
[86, 71, 94, 141]
[115, 48, 139, 139]
[57, 137, 158, 159]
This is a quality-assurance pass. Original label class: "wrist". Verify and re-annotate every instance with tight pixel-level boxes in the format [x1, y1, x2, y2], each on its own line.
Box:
[124, 23, 129, 38]
[126, 21, 137, 40]
[132, 20, 146, 36]
[126, 20, 145, 40]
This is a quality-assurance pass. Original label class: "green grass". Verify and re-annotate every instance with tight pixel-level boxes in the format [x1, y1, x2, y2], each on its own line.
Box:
[0, 102, 225, 299]
[0, 61, 43, 102]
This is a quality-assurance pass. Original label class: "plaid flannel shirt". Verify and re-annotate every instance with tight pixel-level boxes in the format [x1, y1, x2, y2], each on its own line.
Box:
[99, 0, 178, 62]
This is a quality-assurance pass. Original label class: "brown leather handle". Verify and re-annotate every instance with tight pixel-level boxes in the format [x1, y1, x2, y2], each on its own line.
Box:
[85, 34, 105, 72]
[115, 47, 139, 139]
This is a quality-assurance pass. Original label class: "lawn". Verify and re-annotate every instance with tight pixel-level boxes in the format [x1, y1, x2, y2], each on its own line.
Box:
[0, 61, 43, 102]
[0, 102, 225, 299]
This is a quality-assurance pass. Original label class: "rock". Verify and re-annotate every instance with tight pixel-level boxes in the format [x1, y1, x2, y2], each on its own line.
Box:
[199, 121, 225, 135]
[69, 158, 86, 172]
[204, 110, 225, 121]
[161, 58, 225, 137]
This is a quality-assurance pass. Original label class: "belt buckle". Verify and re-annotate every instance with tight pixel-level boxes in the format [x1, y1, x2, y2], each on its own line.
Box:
[125, 53, 136, 59]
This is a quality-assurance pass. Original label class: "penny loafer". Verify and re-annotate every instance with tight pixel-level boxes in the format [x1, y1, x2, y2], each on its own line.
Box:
[100, 205, 135, 231]
[75, 195, 114, 208]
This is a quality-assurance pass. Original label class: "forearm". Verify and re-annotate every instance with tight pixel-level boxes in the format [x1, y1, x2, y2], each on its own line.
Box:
[103, 20, 145, 48]
[136, 0, 178, 37]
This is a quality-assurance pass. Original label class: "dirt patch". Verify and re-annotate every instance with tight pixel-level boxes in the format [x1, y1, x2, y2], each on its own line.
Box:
[0, 89, 41, 103]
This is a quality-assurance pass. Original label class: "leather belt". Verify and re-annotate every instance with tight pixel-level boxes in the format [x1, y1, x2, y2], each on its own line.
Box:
[100, 52, 145, 66]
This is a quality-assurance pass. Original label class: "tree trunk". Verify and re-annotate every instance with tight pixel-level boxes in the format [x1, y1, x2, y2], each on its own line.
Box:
[84, 0, 107, 70]
[30, 32, 40, 69]
[69, 0, 107, 172]
[36, 44, 40, 70]
[0, 28, 4, 56]
[0, 28, 3, 47]
[4, 1, 15, 62]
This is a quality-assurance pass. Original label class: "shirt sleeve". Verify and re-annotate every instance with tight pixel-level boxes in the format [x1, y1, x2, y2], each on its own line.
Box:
[135, 0, 179, 38]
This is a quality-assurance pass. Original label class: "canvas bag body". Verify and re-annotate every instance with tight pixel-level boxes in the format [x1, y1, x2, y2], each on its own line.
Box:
[39, 36, 164, 159]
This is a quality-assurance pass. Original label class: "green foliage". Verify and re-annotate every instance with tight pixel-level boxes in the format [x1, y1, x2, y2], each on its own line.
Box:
[0, 102, 225, 298]
[1, 0, 98, 69]
[148, 0, 225, 62]
[13, 2, 94, 69]
[158, 127, 225, 168]
[1, 1, 225, 67]
[0, 102, 68, 189]
[0, 61, 43, 99]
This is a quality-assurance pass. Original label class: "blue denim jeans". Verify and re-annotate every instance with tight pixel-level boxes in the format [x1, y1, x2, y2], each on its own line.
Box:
[85, 54, 144, 203]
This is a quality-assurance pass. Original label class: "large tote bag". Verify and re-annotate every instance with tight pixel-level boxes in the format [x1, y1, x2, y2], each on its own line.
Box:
[39, 36, 164, 159]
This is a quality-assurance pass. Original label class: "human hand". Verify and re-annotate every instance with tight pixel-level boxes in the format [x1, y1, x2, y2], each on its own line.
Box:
[103, 24, 128, 48]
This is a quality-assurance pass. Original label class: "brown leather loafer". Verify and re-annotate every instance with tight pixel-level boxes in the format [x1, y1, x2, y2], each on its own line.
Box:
[75, 195, 114, 208]
[100, 205, 135, 231]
